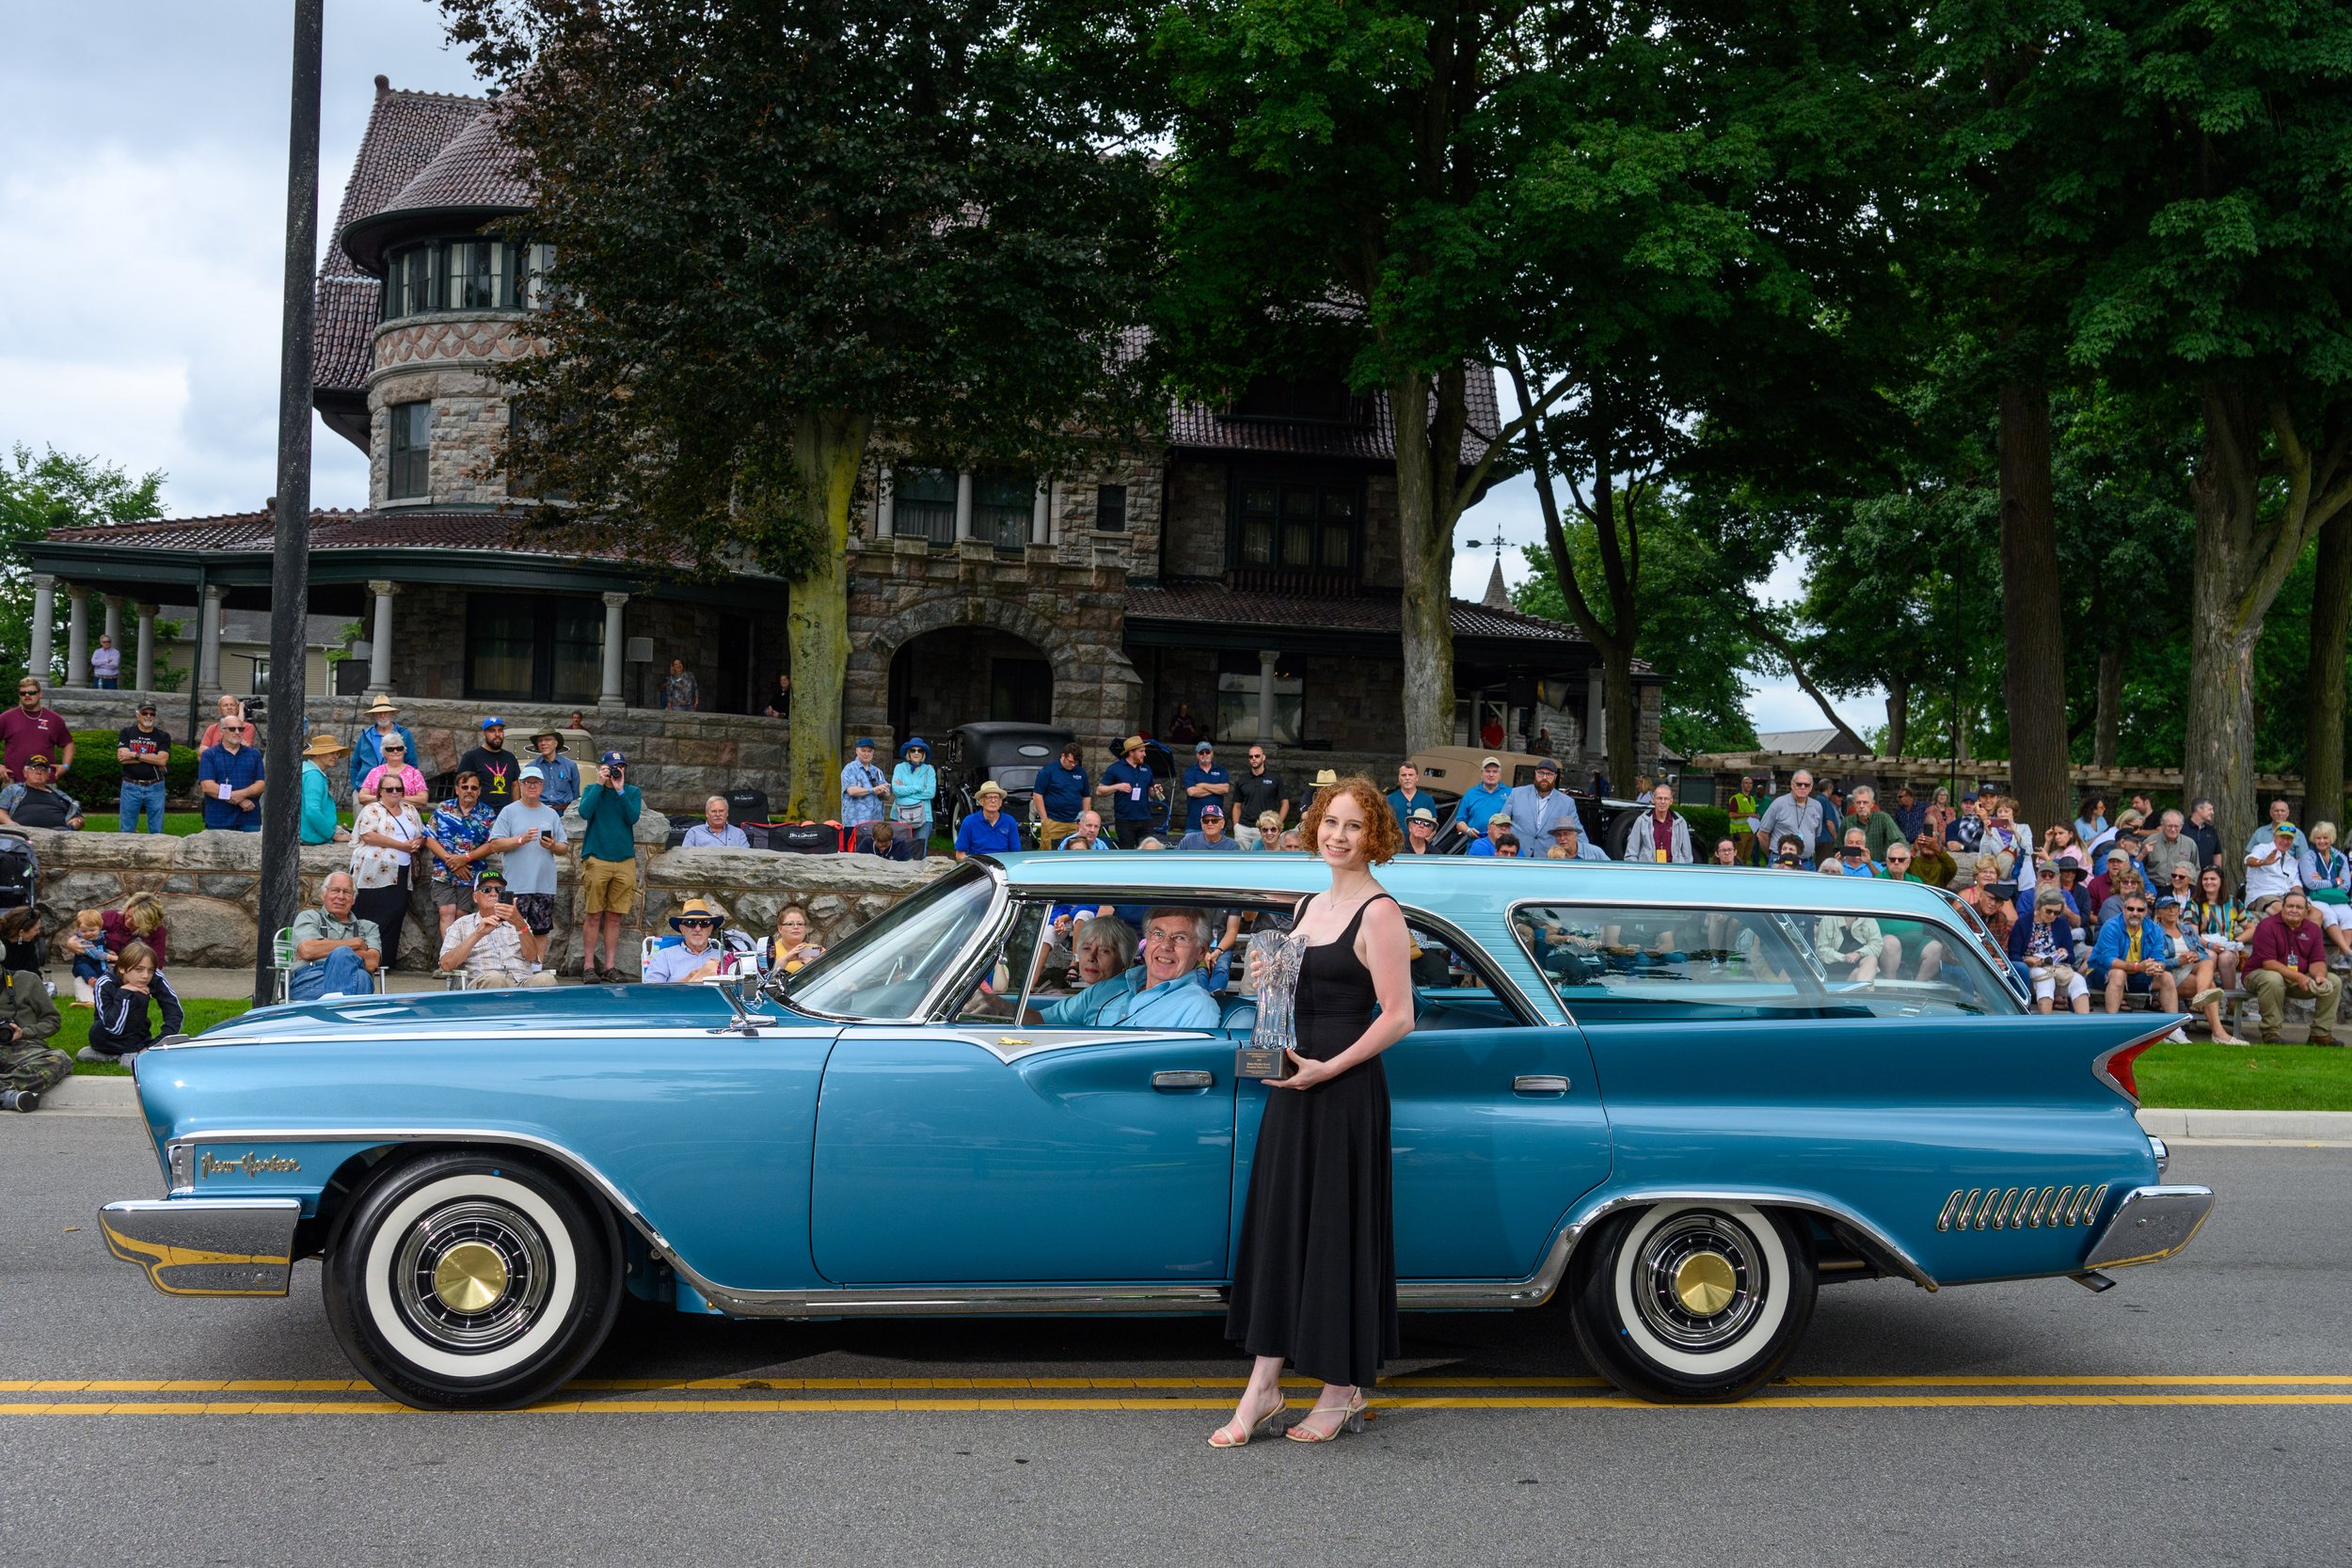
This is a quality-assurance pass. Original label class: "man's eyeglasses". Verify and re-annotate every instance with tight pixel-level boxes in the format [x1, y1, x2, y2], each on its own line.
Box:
[1142, 929, 1200, 946]
[677, 918, 714, 928]
[2124, 905, 2148, 915]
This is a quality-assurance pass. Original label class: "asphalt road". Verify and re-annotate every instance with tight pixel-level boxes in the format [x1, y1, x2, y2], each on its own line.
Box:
[3, 1118, 2346, 1568]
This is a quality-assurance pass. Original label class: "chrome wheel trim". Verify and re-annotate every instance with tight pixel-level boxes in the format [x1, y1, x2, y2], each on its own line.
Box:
[391, 1199, 551, 1352]
[1631, 1212, 1766, 1351]
[361, 1172, 580, 1381]
[1610, 1202, 1792, 1377]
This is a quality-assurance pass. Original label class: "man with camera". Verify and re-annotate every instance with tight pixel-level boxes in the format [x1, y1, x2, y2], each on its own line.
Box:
[578, 750, 642, 983]
[437, 864, 553, 990]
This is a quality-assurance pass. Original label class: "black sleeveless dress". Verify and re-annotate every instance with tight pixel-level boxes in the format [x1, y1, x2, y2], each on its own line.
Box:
[1225, 892, 1401, 1388]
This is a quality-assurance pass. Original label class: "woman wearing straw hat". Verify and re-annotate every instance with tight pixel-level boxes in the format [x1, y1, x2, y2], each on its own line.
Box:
[349, 697, 417, 794]
[298, 734, 351, 846]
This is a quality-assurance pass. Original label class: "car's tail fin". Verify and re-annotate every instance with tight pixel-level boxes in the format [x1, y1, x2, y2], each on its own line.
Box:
[2088, 1016, 2181, 1106]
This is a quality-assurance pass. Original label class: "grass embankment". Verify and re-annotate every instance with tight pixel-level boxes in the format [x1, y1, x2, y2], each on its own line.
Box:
[51, 998, 253, 1075]
[2131, 1040, 2352, 1112]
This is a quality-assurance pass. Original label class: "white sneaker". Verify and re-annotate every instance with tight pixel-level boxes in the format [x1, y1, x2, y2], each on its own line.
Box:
[529, 962, 543, 974]
[2164, 1027, 2190, 1044]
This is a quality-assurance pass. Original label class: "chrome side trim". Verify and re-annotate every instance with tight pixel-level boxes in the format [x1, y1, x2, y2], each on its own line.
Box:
[834, 1026, 1218, 1065]
[2084, 1184, 2215, 1270]
[98, 1197, 301, 1297]
[140, 1024, 841, 1052]
[2148, 1134, 2169, 1175]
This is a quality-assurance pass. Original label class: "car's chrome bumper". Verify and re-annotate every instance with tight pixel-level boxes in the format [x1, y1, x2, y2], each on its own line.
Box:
[2084, 1184, 2214, 1270]
[99, 1197, 301, 1297]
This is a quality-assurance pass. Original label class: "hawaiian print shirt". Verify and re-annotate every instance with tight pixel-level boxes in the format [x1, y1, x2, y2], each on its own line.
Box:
[428, 800, 500, 889]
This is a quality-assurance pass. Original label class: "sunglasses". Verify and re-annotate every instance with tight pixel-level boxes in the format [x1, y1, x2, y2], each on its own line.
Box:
[677, 918, 714, 928]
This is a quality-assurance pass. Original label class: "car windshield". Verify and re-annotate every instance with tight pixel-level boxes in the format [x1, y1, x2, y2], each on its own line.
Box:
[782, 863, 999, 1021]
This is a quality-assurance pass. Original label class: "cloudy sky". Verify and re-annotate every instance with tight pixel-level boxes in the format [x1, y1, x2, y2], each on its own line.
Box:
[1, 1, 1879, 741]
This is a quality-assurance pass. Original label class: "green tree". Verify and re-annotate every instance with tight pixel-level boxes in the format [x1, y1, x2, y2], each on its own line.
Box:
[441, 0, 1159, 816]
[2052, 1, 2352, 858]
[0, 443, 165, 687]
[1511, 506, 1761, 759]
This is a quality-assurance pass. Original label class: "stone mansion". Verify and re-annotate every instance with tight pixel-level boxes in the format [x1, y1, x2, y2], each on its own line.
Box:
[31, 74, 1661, 779]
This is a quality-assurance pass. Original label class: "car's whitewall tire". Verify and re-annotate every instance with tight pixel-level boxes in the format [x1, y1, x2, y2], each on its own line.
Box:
[1569, 1201, 1816, 1403]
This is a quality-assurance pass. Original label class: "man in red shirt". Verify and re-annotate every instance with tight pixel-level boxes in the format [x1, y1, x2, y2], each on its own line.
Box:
[0, 679, 73, 785]
[2245, 889, 2343, 1045]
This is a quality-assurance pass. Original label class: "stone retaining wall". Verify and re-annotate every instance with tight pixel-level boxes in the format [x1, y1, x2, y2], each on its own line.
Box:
[19, 823, 946, 978]
[53, 690, 792, 817]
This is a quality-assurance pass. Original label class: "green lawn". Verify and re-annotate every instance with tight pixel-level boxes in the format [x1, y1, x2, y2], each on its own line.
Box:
[52, 998, 254, 1074]
[2132, 1040, 2352, 1112]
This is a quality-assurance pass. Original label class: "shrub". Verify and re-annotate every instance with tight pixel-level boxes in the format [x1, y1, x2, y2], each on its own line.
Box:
[63, 729, 201, 803]
[1680, 804, 1733, 848]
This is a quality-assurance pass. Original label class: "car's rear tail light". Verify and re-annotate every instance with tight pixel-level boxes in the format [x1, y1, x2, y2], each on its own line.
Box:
[2093, 1028, 2168, 1106]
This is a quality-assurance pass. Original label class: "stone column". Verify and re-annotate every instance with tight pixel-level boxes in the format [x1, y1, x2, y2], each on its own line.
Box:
[198, 583, 226, 693]
[954, 468, 975, 543]
[25, 575, 55, 682]
[65, 586, 90, 687]
[1031, 481, 1050, 546]
[1256, 649, 1279, 743]
[599, 592, 628, 710]
[102, 595, 124, 668]
[135, 604, 158, 692]
[366, 580, 398, 693]
[875, 465, 894, 539]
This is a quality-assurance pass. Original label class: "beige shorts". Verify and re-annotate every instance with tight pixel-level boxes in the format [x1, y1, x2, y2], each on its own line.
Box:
[581, 856, 638, 915]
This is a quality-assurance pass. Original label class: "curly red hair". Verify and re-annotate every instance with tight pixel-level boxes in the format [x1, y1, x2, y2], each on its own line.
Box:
[1298, 775, 1404, 865]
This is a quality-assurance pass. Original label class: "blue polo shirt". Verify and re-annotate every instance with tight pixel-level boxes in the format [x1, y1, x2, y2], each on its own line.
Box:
[197, 742, 265, 831]
[1039, 966, 1221, 1029]
[1033, 759, 1089, 823]
[1181, 763, 1229, 830]
[1102, 759, 1155, 823]
[1452, 781, 1511, 836]
[954, 809, 1024, 855]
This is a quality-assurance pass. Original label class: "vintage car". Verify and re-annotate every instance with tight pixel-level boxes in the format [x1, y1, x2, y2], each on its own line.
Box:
[101, 854, 2211, 1410]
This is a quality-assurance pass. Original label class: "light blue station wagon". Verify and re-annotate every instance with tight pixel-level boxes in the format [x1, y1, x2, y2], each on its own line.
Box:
[102, 853, 2212, 1408]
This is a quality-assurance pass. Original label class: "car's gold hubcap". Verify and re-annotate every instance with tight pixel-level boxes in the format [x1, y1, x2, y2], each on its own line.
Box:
[432, 1240, 511, 1314]
[1672, 1251, 1738, 1317]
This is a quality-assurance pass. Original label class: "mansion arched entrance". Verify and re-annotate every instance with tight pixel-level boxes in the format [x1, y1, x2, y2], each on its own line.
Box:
[888, 626, 1054, 741]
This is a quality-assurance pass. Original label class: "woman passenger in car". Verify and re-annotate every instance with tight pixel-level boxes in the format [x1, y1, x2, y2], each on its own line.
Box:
[1025, 908, 1218, 1029]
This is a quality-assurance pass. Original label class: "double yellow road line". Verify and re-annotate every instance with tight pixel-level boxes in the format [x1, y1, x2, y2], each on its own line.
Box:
[3, 1373, 2349, 1417]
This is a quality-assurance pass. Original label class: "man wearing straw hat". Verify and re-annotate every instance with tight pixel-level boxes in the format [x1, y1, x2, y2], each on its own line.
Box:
[298, 734, 352, 846]
[1097, 736, 1159, 848]
[644, 897, 729, 984]
[954, 780, 1024, 860]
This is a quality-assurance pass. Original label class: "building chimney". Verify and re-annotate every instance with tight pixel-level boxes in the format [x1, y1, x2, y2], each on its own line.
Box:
[374, 74, 391, 98]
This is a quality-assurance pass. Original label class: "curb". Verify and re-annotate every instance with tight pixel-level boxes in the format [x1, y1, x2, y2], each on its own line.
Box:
[24, 1076, 2350, 1138]
[2135, 1107, 2352, 1143]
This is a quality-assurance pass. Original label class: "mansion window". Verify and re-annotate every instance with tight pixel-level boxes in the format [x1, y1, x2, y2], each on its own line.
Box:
[381, 238, 556, 321]
[387, 401, 431, 500]
[971, 470, 1033, 550]
[1094, 483, 1127, 531]
[1231, 474, 1359, 576]
[891, 467, 1037, 548]
[465, 594, 604, 705]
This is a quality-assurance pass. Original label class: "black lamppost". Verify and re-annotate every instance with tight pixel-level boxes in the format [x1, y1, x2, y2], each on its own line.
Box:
[255, 0, 324, 1006]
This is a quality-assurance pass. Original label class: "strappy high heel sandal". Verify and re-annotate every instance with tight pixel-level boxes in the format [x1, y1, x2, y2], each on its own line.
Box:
[1208, 1388, 1289, 1449]
[1284, 1389, 1367, 1443]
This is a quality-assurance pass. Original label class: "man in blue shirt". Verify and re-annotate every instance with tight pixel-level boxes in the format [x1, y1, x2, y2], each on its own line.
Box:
[1387, 762, 1433, 832]
[1547, 820, 1610, 862]
[1097, 736, 1158, 848]
[197, 721, 265, 831]
[1030, 907, 1222, 1029]
[1181, 740, 1229, 832]
[953, 780, 1024, 859]
[838, 737, 891, 851]
[1032, 741, 1090, 850]
[1446, 755, 1512, 843]
[1176, 802, 1243, 850]
[1058, 810, 1114, 850]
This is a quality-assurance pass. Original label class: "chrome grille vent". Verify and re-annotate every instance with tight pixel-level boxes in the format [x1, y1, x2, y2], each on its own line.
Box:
[1936, 1183, 2107, 1233]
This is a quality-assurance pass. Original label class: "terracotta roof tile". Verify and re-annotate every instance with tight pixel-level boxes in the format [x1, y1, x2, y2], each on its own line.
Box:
[313, 276, 381, 397]
[1167, 372, 1501, 466]
[43, 507, 603, 560]
[377, 104, 530, 218]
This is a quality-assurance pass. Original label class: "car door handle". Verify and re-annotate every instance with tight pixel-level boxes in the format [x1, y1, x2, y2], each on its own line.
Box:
[1513, 1075, 1570, 1096]
[1153, 1069, 1215, 1091]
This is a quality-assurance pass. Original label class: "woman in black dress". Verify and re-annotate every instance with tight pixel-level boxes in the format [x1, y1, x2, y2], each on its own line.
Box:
[1216, 775, 1416, 1447]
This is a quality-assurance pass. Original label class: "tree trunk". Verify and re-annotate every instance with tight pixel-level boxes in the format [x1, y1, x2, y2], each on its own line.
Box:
[1884, 670, 1910, 759]
[782, 407, 873, 820]
[2093, 636, 2122, 771]
[2185, 382, 2352, 861]
[1391, 370, 1457, 753]
[2306, 512, 2352, 824]
[1996, 382, 2071, 835]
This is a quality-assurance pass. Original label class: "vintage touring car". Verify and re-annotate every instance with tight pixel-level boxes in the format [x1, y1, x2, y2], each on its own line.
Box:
[102, 853, 2210, 1408]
